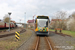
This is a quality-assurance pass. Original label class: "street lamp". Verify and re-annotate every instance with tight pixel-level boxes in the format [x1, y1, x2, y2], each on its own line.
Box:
[24, 12, 26, 28]
[8, 12, 12, 32]
[33, 15, 35, 30]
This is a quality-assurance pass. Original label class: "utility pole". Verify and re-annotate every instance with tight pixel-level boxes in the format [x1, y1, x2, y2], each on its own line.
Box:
[20, 19, 21, 23]
[8, 12, 12, 32]
[33, 15, 35, 30]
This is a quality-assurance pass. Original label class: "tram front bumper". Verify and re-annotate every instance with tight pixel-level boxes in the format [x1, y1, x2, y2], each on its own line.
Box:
[35, 31, 49, 35]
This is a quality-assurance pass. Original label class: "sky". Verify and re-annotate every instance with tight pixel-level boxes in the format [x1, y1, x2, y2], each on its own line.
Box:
[0, 0, 75, 23]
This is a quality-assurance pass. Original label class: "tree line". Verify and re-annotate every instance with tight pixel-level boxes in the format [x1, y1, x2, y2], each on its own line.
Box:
[50, 11, 75, 31]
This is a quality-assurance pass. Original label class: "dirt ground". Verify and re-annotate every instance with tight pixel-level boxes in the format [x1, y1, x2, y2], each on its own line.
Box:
[0, 29, 32, 50]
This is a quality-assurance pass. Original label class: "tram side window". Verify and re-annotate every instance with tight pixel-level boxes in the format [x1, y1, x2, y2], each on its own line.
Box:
[35, 19, 37, 28]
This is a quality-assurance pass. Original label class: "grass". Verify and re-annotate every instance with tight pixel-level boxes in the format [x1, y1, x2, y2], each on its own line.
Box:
[0, 29, 32, 50]
[49, 29, 75, 37]
[49, 29, 55, 32]
[62, 30, 75, 37]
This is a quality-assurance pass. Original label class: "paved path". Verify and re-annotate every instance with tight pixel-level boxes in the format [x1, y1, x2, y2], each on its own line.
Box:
[17, 30, 36, 50]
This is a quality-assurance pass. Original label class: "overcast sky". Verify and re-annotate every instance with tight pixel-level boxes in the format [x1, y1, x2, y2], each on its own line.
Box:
[0, 0, 75, 23]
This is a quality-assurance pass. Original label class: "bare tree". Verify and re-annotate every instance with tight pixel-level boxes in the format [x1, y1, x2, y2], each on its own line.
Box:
[54, 11, 67, 30]
[72, 12, 75, 19]
[3, 14, 10, 23]
[70, 12, 75, 31]
[65, 11, 75, 31]
[50, 18, 59, 29]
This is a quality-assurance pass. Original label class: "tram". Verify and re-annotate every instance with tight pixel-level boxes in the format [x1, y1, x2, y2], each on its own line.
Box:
[35, 16, 50, 35]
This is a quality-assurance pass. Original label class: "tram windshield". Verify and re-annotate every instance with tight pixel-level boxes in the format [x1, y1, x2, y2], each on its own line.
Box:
[37, 19, 48, 27]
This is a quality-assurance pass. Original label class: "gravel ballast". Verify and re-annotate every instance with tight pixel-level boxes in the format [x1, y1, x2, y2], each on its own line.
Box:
[17, 30, 36, 50]
[49, 32, 75, 50]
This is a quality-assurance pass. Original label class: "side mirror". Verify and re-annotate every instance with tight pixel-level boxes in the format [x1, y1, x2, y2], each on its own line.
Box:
[49, 19, 50, 23]
[49, 21, 50, 23]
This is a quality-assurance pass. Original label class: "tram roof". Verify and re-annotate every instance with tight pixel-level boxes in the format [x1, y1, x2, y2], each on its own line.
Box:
[36, 16, 49, 19]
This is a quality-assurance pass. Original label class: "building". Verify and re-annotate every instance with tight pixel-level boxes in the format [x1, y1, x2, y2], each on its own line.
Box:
[27, 19, 34, 23]
[11, 20, 16, 23]
[50, 19, 62, 25]
[49, 19, 63, 29]
[27, 19, 35, 28]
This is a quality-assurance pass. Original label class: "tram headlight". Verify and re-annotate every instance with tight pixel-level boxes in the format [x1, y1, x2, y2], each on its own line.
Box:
[35, 27, 39, 31]
[46, 28, 48, 31]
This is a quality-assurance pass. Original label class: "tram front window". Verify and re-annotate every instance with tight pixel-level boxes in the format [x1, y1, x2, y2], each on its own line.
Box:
[37, 19, 48, 27]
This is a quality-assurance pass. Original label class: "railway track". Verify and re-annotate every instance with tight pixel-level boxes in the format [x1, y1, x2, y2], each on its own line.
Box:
[0, 28, 26, 38]
[0, 28, 18, 33]
[33, 36, 57, 50]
